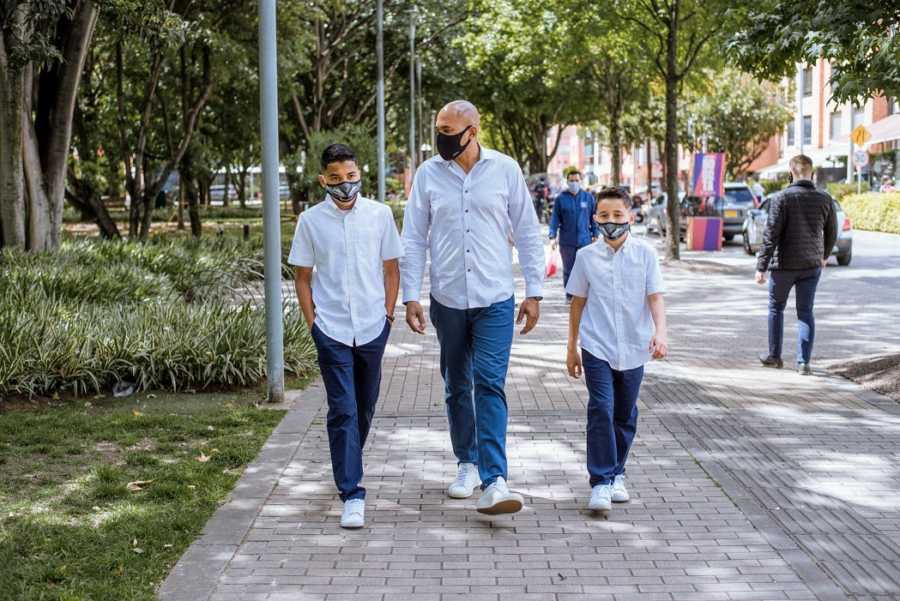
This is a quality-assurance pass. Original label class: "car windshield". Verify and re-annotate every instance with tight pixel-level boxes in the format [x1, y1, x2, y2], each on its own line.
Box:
[725, 188, 754, 204]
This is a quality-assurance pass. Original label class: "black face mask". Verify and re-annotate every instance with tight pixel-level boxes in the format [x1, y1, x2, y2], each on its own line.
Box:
[597, 221, 631, 241]
[325, 180, 361, 203]
[436, 125, 472, 161]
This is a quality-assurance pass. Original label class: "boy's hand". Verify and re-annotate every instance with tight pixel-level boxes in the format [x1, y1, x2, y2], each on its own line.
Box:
[650, 334, 668, 360]
[405, 301, 427, 334]
[567, 347, 583, 378]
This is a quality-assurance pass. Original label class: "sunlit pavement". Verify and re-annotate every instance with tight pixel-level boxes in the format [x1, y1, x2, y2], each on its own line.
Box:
[160, 231, 900, 601]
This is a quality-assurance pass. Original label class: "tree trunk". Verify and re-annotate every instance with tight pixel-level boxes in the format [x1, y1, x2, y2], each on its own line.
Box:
[223, 164, 231, 207]
[237, 166, 248, 208]
[664, 0, 681, 261]
[0, 31, 26, 249]
[39, 1, 99, 249]
[610, 112, 622, 187]
[646, 138, 653, 196]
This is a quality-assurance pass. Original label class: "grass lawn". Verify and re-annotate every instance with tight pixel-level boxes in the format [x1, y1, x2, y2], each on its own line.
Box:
[0, 385, 302, 601]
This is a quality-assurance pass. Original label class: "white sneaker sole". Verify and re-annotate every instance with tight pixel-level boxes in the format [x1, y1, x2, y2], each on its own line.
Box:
[340, 519, 364, 529]
[611, 493, 629, 503]
[476, 495, 524, 515]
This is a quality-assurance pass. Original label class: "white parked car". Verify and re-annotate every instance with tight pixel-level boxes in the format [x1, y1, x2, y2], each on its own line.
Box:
[743, 196, 853, 265]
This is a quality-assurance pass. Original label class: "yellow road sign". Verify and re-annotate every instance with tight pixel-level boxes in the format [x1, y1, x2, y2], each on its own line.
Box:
[851, 124, 871, 146]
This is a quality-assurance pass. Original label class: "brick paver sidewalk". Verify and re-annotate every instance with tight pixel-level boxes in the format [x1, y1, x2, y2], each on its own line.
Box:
[159, 241, 900, 601]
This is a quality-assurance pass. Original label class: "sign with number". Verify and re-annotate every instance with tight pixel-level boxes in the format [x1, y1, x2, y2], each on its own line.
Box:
[854, 150, 869, 167]
[851, 125, 871, 146]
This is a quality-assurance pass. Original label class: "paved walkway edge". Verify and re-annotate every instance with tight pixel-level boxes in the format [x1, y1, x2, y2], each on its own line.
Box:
[156, 382, 326, 601]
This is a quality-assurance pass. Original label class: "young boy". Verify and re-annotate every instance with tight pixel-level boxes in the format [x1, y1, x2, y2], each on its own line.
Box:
[564, 187, 668, 516]
[288, 143, 403, 529]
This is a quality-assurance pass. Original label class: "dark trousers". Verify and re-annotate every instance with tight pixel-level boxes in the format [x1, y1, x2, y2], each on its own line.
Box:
[583, 350, 644, 487]
[429, 295, 514, 489]
[768, 267, 821, 364]
[311, 321, 390, 501]
[560, 244, 587, 299]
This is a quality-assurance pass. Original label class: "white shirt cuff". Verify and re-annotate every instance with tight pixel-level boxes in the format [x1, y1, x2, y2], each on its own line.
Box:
[525, 283, 544, 299]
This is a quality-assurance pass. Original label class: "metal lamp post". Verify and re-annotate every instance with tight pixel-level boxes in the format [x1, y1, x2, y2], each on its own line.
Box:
[258, 0, 284, 403]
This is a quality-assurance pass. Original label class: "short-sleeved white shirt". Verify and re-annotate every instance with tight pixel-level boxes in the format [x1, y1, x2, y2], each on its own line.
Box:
[565, 236, 665, 371]
[288, 196, 403, 347]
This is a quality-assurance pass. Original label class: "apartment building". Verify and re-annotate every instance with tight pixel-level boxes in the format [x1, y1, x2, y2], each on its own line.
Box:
[750, 60, 900, 183]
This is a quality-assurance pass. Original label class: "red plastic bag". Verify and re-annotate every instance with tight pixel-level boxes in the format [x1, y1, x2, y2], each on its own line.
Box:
[545, 248, 560, 278]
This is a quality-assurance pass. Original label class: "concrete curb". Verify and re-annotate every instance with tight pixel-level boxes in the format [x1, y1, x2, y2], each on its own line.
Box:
[156, 381, 325, 601]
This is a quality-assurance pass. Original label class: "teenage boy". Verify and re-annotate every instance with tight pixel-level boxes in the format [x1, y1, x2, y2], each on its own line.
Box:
[549, 169, 599, 302]
[564, 187, 668, 516]
[289, 143, 403, 529]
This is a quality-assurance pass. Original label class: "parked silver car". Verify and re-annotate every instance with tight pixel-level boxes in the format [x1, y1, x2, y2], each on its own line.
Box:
[742, 196, 853, 265]
[716, 183, 756, 241]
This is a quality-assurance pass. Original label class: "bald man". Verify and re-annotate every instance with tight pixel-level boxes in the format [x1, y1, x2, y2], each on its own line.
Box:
[401, 100, 545, 515]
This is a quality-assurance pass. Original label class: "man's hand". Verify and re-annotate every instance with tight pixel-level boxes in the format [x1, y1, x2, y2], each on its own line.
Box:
[650, 334, 668, 360]
[550, 238, 558, 250]
[516, 297, 540, 334]
[567, 347, 583, 378]
[405, 301, 427, 334]
[755, 271, 767, 285]
[821, 258, 828, 269]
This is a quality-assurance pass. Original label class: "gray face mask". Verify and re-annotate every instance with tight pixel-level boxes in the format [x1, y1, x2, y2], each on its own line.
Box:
[597, 221, 630, 240]
[567, 181, 581, 194]
[326, 180, 361, 203]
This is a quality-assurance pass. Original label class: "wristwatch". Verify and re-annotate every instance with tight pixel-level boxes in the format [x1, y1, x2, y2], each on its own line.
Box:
[386, 314, 395, 323]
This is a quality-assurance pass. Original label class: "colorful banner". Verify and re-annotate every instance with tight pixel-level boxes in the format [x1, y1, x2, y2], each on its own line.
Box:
[691, 152, 726, 198]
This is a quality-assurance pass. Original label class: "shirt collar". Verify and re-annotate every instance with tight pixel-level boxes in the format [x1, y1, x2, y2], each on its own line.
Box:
[599, 233, 633, 256]
[323, 195, 367, 214]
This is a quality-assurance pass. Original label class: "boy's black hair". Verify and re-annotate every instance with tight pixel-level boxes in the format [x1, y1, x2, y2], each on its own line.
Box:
[566, 169, 583, 179]
[595, 186, 633, 209]
[321, 143, 357, 170]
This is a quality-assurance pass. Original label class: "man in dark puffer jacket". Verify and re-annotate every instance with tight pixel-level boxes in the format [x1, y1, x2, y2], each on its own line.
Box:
[755, 155, 837, 375]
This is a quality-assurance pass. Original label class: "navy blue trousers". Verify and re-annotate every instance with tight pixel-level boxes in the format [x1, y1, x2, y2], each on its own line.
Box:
[311, 321, 390, 501]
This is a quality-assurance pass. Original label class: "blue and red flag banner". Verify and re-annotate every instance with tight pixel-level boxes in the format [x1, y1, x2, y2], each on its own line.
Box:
[691, 153, 726, 198]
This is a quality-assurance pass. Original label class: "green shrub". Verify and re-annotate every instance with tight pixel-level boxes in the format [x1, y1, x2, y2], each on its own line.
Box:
[827, 181, 870, 200]
[0, 238, 315, 399]
[761, 179, 788, 195]
[840, 192, 900, 234]
[387, 200, 405, 231]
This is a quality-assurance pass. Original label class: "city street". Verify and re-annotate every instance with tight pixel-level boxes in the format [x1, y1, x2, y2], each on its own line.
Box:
[160, 233, 900, 601]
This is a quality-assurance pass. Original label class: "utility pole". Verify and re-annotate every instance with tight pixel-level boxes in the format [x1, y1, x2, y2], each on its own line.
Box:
[847, 105, 854, 184]
[258, 0, 284, 403]
[409, 6, 417, 175]
[797, 68, 804, 155]
[376, 0, 386, 202]
[417, 56, 425, 159]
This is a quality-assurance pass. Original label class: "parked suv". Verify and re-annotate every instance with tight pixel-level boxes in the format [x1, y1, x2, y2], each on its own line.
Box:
[716, 183, 756, 241]
[743, 197, 853, 265]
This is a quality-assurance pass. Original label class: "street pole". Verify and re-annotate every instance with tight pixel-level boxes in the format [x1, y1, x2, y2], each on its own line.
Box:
[376, 0, 386, 203]
[409, 7, 417, 175]
[258, 0, 284, 404]
[797, 69, 804, 155]
[847, 105, 854, 184]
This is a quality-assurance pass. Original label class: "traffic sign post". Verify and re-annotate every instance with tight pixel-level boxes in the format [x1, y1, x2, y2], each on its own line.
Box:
[850, 125, 871, 194]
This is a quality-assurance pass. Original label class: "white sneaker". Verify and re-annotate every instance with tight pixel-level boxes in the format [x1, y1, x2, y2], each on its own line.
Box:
[476, 477, 524, 515]
[611, 475, 630, 503]
[589, 484, 613, 514]
[340, 498, 365, 529]
[448, 462, 481, 499]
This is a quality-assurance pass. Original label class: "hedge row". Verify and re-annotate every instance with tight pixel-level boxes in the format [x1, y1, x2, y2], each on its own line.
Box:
[841, 192, 900, 234]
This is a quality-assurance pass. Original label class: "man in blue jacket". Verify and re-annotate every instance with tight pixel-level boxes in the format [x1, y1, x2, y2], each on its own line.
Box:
[549, 170, 598, 301]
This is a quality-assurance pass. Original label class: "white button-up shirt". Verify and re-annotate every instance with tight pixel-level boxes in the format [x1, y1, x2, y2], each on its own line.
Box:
[565, 236, 665, 371]
[401, 147, 545, 310]
[288, 196, 403, 347]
